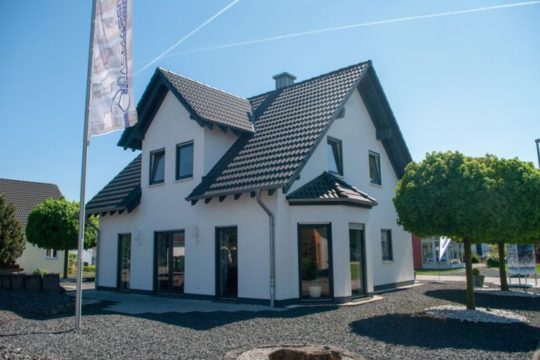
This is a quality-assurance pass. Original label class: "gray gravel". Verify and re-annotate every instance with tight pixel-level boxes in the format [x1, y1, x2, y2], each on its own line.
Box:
[0, 282, 539, 360]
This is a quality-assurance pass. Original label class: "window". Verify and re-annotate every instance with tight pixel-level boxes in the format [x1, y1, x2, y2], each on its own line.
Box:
[327, 137, 343, 175]
[369, 151, 381, 185]
[149, 149, 165, 184]
[45, 249, 58, 259]
[381, 229, 393, 261]
[176, 141, 194, 180]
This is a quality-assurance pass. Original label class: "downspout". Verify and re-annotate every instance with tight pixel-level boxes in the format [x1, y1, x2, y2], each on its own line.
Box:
[256, 190, 276, 308]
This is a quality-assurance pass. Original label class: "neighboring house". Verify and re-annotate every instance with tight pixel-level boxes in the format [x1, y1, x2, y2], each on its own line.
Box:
[412, 235, 465, 270]
[87, 61, 415, 305]
[0, 179, 65, 274]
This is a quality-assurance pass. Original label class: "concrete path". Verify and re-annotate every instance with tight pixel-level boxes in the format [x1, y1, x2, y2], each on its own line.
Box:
[79, 289, 284, 314]
[416, 274, 539, 287]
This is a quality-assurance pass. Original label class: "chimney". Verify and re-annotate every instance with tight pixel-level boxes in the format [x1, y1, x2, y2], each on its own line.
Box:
[272, 72, 296, 89]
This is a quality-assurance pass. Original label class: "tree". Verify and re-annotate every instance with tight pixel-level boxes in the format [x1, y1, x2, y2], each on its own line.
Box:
[394, 151, 499, 310]
[26, 198, 97, 278]
[481, 156, 540, 291]
[0, 193, 25, 267]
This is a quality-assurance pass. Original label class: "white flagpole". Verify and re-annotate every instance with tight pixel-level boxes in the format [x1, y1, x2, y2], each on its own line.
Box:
[75, 0, 97, 331]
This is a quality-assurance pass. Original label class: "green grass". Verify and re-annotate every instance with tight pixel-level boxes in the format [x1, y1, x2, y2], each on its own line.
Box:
[415, 268, 464, 276]
[537, 264, 540, 274]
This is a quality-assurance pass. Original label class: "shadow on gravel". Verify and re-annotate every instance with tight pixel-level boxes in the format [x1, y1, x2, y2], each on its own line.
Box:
[350, 313, 540, 353]
[114, 305, 340, 331]
[424, 288, 539, 311]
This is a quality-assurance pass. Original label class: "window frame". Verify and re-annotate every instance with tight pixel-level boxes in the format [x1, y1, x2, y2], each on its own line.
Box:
[381, 229, 393, 261]
[45, 249, 58, 259]
[369, 151, 381, 185]
[149, 148, 166, 185]
[176, 141, 194, 180]
[327, 136, 343, 176]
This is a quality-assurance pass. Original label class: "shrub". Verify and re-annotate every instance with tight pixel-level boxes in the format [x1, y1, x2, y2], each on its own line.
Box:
[486, 254, 500, 267]
[472, 268, 481, 276]
[33, 268, 48, 276]
[471, 253, 481, 264]
[83, 265, 96, 272]
[0, 194, 25, 267]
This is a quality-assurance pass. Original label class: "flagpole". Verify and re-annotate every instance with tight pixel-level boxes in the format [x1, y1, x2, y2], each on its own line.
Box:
[75, 0, 97, 331]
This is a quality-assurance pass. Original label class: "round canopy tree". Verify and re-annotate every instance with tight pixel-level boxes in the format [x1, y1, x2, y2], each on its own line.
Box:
[26, 197, 97, 278]
[394, 151, 499, 310]
[0, 193, 25, 268]
[481, 155, 540, 291]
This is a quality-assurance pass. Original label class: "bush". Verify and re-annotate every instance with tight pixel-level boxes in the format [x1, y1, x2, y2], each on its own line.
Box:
[471, 253, 481, 263]
[33, 268, 48, 276]
[83, 265, 96, 272]
[486, 254, 500, 267]
[0, 194, 25, 267]
[472, 268, 481, 276]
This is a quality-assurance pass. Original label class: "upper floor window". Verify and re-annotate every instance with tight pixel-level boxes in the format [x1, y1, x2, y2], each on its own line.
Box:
[150, 149, 165, 184]
[327, 137, 343, 175]
[369, 151, 381, 185]
[176, 141, 194, 180]
[381, 229, 393, 261]
[45, 249, 58, 259]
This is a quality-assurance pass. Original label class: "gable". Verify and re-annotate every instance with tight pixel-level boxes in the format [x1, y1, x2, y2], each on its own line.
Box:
[118, 68, 254, 150]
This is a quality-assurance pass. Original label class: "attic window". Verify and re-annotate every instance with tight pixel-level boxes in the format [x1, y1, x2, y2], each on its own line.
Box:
[150, 149, 165, 185]
[369, 151, 381, 185]
[327, 137, 343, 176]
[176, 141, 194, 180]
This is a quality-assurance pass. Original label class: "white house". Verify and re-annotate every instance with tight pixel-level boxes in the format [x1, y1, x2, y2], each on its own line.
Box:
[87, 61, 414, 305]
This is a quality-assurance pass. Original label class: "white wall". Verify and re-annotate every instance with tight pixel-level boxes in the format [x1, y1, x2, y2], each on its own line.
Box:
[17, 243, 64, 275]
[285, 89, 414, 293]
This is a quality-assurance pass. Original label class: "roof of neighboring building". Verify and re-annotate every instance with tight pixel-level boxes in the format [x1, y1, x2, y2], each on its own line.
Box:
[118, 68, 254, 150]
[0, 179, 62, 227]
[85, 155, 141, 215]
[286, 172, 377, 208]
[89, 60, 412, 212]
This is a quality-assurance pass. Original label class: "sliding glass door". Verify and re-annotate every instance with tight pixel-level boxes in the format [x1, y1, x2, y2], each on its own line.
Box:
[298, 224, 333, 300]
[216, 227, 238, 299]
[155, 230, 185, 294]
[349, 224, 367, 297]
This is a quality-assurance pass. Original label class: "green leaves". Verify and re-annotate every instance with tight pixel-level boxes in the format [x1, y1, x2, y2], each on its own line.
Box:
[394, 151, 540, 243]
[26, 198, 97, 251]
[0, 193, 25, 266]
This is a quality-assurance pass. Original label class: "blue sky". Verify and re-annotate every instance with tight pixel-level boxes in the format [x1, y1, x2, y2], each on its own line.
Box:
[0, 0, 539, 201]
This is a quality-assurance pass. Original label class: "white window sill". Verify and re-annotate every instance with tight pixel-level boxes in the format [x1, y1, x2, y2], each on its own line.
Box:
[382, 260, 394, 264]
[370, 182, 382, 188]
[175, 176, 193, 183]
[148, 182, 165, 188]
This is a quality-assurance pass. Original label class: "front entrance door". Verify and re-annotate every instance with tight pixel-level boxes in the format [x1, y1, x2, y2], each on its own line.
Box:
[349, 224, 367, 297]
[155, 230, 185, 294]
[117, 233, 131, 289]
[298, 224, 333, 300]
[216, 227, 238, 299]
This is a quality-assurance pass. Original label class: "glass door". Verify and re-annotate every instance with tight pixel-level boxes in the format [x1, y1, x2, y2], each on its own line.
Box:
[349, 225, 366, 297]
[155, 231, 185, 294]
[216, 227, 238, 299]
[298, 224, 333, 300]
[117, 233, 131, 289]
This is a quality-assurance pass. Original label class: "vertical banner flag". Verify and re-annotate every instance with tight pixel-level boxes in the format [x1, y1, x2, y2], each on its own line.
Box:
[438, 237, 451, 261]
[89, 0, 137, 136]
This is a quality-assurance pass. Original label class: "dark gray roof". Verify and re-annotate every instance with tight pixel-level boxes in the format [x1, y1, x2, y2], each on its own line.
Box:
[118, 68, 254, 150]
[0, 179, 62, 227]
[286, 172, 377, 208]
[86, 155, 141, 214]
[188, 62, 371, 200]
[94, 60, 412, 211]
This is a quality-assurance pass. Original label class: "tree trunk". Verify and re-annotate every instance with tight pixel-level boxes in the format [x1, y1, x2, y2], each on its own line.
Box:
[498, 242, 508, 291]
[463, 237, 476, 310]
[63, 248, 68, 279]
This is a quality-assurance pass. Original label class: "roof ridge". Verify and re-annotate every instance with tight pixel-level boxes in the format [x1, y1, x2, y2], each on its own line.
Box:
[248, 60, 371, 100]
[158, 67, 248, 102]
[0, 178, 60, 188]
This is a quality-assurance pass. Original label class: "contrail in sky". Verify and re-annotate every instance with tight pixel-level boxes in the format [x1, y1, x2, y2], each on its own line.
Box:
[135, 0, 240, 75]
[163, 0, 540, 58]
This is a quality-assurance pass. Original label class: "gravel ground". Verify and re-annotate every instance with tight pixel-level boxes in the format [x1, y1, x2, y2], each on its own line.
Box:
[0, 282, 539, 360]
